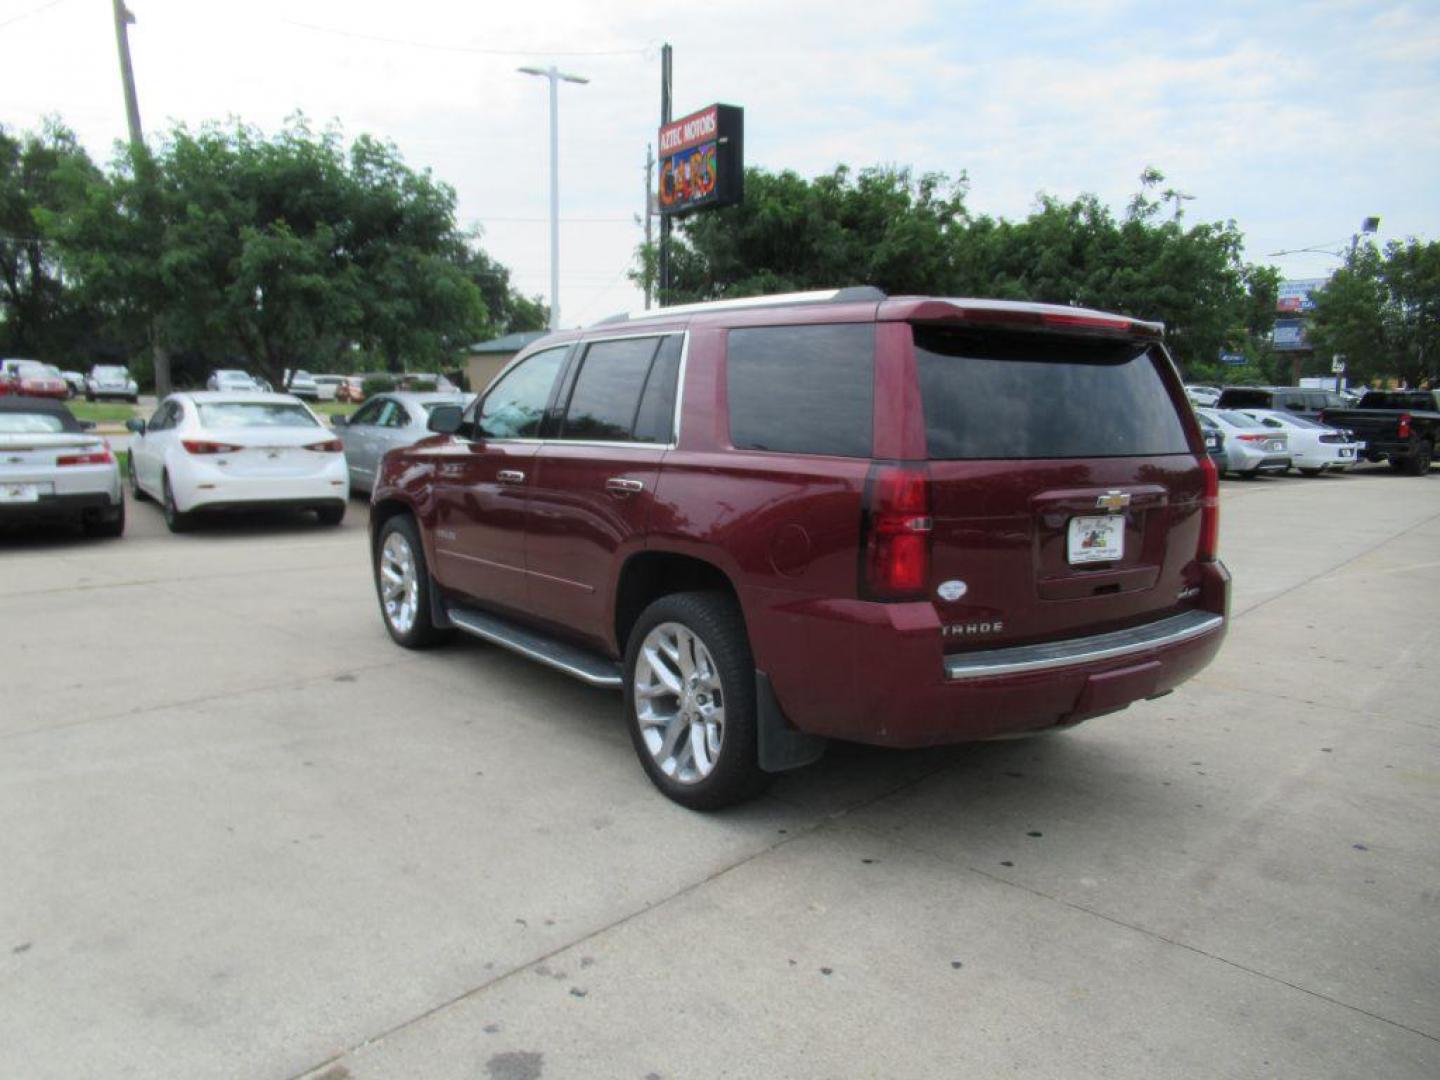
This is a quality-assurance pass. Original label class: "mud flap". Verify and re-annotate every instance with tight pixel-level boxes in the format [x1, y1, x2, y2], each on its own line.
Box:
[429, 574, 455, 630]
[756, 670, 827, 773]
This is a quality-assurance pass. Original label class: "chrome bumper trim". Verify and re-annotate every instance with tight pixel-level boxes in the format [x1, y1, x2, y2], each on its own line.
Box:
[943, 610, 1224, 681]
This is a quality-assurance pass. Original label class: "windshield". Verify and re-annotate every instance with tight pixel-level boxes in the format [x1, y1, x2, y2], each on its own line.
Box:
[94, 366, 129, 378]
[0, 412, 67, 433]
[197, 402, 318, 428]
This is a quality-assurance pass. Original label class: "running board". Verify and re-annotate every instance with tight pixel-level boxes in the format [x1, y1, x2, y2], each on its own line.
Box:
[446, 604, 623, 689]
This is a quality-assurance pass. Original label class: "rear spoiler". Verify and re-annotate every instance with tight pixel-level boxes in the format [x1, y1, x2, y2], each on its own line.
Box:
[879, 298, 1164, 340]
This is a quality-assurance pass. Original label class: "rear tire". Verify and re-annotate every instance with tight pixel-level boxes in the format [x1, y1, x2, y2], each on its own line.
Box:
[84, 499, 125, 538]
[623, 591, 769, 811]
[128, 451, 149, 501]
[162, 472, 194, 533]
[316, 503, 346, 526]
[374, 515, 449, 648]
[1299, 467, 1322, 477]
[1402, 440, 1433, 476]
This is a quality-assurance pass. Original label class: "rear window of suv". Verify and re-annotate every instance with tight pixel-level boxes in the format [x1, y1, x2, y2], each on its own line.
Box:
[726, 324, 873, 457]
[914, 326, 1190, 459]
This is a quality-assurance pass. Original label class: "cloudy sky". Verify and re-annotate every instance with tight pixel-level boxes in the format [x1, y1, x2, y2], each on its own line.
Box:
[4, 0, 1438, 328]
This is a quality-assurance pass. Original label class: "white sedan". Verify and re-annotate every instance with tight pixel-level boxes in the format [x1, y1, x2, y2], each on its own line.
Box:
[126, 392, 348, 532]
[1237, 409, 1361, 476]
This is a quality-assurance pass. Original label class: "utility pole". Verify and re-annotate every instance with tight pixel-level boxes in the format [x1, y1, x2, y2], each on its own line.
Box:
[643, 144, 654, 309]
[111, 0, 172, 397]
[519, 65, 589, 331]
[111, 1, 143, 145]
[657, 43, 672, 307]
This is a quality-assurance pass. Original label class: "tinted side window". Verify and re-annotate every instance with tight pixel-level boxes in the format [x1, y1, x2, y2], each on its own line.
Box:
[559, 337, 661, 442]
[726, 324, 874, 457]
[633, 334, 683, 444]
[478, 348, 568, 439]
[914, 327, 1190, 459]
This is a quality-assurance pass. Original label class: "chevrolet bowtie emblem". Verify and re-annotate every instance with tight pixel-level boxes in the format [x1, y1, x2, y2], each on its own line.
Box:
[1095, 490, 1131, 512]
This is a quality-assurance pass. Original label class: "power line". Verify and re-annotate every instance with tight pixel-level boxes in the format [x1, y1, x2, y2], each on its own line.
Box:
[277, 18, 651, 58]
[0, 0, 68, 31]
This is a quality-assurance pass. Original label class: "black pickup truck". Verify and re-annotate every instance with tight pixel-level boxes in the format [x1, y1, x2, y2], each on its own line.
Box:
[1321, 390, 1440, 475]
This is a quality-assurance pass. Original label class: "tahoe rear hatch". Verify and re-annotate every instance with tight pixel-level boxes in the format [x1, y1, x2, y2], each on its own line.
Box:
[909, 323, 1210, 652]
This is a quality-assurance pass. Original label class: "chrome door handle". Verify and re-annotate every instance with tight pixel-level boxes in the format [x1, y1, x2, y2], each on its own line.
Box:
[497, 469, 526, 485]
[606, 477, 645, 494]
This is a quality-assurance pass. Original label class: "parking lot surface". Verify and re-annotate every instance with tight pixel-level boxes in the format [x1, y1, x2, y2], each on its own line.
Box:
[2, 467, 1438, 1079]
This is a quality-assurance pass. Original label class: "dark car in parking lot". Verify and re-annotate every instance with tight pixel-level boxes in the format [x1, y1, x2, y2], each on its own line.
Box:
[1321, 390, 1440, 475]
[367, 288, 1229, 809]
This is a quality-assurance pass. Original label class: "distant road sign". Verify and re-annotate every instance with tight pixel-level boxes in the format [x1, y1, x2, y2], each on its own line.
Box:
[1219, 352, 1247, 366]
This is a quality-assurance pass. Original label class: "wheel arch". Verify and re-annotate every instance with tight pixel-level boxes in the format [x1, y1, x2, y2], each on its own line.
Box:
[613, 549, 743, 658]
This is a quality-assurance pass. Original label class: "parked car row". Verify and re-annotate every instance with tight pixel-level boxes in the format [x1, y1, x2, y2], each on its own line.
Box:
[1186, 384, 1437, 478]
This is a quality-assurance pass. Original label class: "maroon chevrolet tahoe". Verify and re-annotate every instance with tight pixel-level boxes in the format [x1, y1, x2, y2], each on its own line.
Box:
[369, 288, 1229, 809]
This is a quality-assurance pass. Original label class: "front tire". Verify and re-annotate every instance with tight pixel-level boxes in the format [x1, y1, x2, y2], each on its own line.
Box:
[374, 515, 449, 648]
[1299, 467, 1323, 477]
[623, 591, 768, 811]
[162, 472, 194, 533]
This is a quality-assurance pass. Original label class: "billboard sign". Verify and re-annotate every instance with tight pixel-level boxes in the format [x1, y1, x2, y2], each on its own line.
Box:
[1272, 318, 1307, 351]
[657, 104, 744, 217]
[1219, 352, 1247, 366]
[1277, 278, 1327, 313]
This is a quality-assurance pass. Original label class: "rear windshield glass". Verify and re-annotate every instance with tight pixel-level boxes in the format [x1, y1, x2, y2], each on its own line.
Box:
[914, 327, 1190, 459]
[1214, 410, 1263, 429]
[93, 366, 128, 378]
[197, 402, 318, 428]
[0, 413, 67, 434]
[1357, 391, 1435, 410]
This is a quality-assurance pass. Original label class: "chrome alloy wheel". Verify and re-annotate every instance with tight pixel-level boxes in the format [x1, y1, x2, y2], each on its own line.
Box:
[379, 531, 419, 634]
[634, 622, 725, 784]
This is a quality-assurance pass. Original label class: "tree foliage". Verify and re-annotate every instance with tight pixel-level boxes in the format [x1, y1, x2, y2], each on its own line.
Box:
[640, 165, 1281, 375]
[0, 120, 111, 362]
[1308, 239, 1440, 387]
[13, 116, 543, 390]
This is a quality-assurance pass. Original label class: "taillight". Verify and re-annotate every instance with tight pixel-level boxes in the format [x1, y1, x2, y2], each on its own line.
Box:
[182, 439, 242, 454]
[1198, 453, 1220, 562]
[57, 447, 114, 466]
[861, 463, 932, 600]
[305, 439, 344, 453]
[1397, 413, 1412, 439]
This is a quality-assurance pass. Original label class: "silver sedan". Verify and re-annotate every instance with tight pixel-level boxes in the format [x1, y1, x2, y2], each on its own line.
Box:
[333, 391, 473, 495]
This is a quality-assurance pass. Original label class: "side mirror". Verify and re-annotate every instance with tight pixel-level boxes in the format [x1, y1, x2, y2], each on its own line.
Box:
[79, 420, 97, 431]
[427, 404, 464, 435]
[125, 418, 146, 434]
[331, 414, 347, 427]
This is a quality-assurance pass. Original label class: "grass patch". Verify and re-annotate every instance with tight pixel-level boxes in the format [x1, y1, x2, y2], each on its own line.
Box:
[311, 401, 359, 418]
[68, 401, 139, 425]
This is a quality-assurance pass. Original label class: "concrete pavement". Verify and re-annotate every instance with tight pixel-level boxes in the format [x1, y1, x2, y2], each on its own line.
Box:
[1, 466, 1437, 1079]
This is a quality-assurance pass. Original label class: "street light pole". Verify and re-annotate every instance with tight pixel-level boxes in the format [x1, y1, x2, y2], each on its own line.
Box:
[518, 65, 589, 331]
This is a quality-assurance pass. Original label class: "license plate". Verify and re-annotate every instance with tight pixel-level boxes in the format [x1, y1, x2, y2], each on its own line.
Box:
[1339, 448, 1353, 458]
[0, 483, 42, 503]
[1268, 440, 1285, 452]
[1068, 515, 1125, 564]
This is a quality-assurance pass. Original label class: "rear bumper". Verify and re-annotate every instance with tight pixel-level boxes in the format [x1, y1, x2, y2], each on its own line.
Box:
[755, 561, 1230, 747]
[177, 458, 348, 512]
[0, 490, 118, 521]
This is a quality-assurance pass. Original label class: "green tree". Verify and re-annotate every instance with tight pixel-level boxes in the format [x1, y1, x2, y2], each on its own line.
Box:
[1309, 239, 1440, 387]
[0, 120, 108, 362]
[56, 117, 499, 390]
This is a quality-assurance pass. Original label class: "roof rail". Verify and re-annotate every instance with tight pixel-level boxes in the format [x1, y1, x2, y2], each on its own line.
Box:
[589, 286, 886, 328]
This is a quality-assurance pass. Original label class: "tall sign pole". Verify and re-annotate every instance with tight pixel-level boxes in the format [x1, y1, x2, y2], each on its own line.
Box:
[643, 144, 654, 310]
[657, 44, 672, 306]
